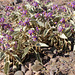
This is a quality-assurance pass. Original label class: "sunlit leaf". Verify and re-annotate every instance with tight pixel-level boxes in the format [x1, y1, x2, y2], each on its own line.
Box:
[36, 43, 49, 47]
[59, 34, 67, 39]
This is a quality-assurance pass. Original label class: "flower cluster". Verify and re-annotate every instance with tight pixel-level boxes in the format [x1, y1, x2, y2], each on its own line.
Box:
[60, 18, 66, 23]
[18, 18, 30, 26]
[52, 5, 58, 10]
[51, 4, 67, 12]
[58, 23, 73, 32]
[5, 6, 14, 11]
[68, 1, 75, 9]
[32, 1, 39, 7]
[0, 1, 74, 73]
[28, 27, 39, 41]
[35, 13, 40, 18]
[28, 29, 37, 41]
[1, 24, 11, 30]
[43, 11, 53, 19]
[0, 43, 10, 51]
[6, 34, 12, 40]
[22, 10, 28, 15]
[58, 25, 64, 32]
[28, 30, 35, 36]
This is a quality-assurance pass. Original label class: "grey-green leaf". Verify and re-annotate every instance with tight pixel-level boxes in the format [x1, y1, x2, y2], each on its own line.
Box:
[0, 52, 4, 60]
[22, 47, 29, 58]
[13, 55, 21, 63]
[4, 61, 9, 75]
[43, 29, 50, 37]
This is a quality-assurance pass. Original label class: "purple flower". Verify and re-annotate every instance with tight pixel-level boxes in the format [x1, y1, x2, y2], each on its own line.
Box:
[7, 24, 11, 28]
[1, 24, 7, 30]
[57, 7, 60, 11]
[44, 13, 48, 18]
[17, 6, 21, 9]
[58, 26, 64, 32]
[9, 28, 14, 32]
[67, 2, 70, 5]
[6, 34, 12, 40]
[2, 24, 11, 30]
[63, 8, 67, 12]
[48, 12, 53, 18]
[71, 4, 75, 8]
[42, 11, 46, 15]
[60, 18, 65, 23]
[70, 26, 74, 31]
[0, 17, 5, 23]
[28, 30, 35, 36]
[6, 12, 10, 16]
[5, 43, 10, 50]
[22, 10, 28, 15]
[63, 24, 69, 28]
[60, 6, 67, 12]
[26, 0, 33, 2]
[5, 6, 9, 11]
[5, 6, 14, 11]
[54, 22, 57, 25]
[10, 7, 14, 10]
[18, 21, 23, 26]
[52, 5, 58, 10]
[36, 27, 39, 32]
[24, 21, 30, 26]
[32, 36, 37, 41]
[25, 17, 31, 21]
[23, 18, 30, 26]
[0, 38, 4, 44]
[2, 33, 6, 36]
[23, 22, 26, 26]
[32, 1, 39, 7]
[70, 1, 75, 8]
[35, 13, 40, 18]
[14, 41, 17, 48]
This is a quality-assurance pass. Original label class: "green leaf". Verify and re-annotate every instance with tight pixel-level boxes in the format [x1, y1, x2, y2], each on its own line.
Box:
[66, 31, 72, 37]
[64, 27, 72, 37]
[11, 31, 19, 36]
[0, 52, 4, 60]
[64, 27, 70, 33]
[22, 47, 29, 58]
[36, 52, 42, 63]
[53, 17, 61, 22]
[51, 38, 54, 46]
[13, 55, 21, 63]
[48, 34, 55, 40]
[43, 29, 50, 37]
[4, 61, 9, 75]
